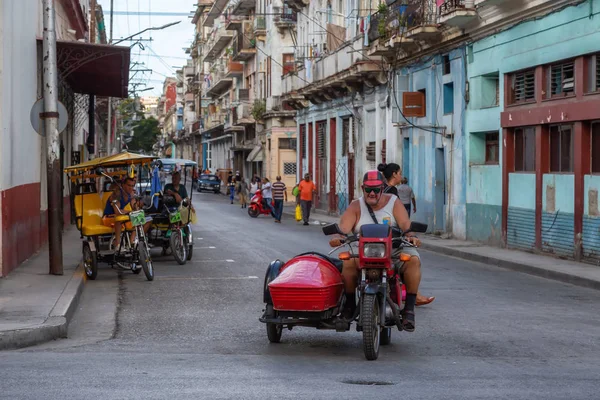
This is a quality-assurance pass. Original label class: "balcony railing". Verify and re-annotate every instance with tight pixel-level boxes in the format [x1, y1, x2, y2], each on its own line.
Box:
[203, 24, 234, 63]
[439, 0, 469, 15]
[369, 0, 439, 42]
[232, 32, 256, 61]
[273, 6, 297, 25]
[253, 16, 266, 33]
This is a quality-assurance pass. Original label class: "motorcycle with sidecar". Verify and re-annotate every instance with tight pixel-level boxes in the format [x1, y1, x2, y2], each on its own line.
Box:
[260, 221, 427, 360]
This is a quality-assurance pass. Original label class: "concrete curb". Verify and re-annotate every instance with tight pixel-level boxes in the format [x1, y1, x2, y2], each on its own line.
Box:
[0, 264, 86, 351]
[420, 242, 600, 291]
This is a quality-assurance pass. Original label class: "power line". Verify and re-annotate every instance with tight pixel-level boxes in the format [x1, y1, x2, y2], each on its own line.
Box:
[105, 10, 190, 16]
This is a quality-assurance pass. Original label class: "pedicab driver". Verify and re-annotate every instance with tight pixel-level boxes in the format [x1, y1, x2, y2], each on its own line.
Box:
[334, 170, 422, 332]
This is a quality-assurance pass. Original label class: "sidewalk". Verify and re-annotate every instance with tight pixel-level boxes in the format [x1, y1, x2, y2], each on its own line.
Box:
[0, 228, 85, 350]
[282, 206, 600, 291]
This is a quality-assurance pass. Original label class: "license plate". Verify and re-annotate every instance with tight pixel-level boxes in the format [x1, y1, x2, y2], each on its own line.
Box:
[130, 210, 146, 227]
[170, 211, 182, 224]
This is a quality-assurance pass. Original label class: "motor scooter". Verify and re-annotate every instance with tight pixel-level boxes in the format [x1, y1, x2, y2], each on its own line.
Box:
[259, 221, 427, 360]
[248, 189, 274, 218]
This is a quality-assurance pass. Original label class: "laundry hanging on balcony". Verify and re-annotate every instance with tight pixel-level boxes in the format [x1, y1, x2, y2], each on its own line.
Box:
[363, 15, 371, 47]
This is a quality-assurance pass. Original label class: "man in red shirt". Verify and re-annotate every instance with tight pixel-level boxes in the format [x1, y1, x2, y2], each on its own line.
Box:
[298, 173, 316, 225]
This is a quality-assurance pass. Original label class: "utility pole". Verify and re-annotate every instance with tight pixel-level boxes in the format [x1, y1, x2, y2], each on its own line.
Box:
[42, 0, 63, 275]
[107, 0, 114, 155]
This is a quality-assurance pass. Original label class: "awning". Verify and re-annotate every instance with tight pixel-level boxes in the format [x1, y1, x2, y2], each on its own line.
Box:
[38, 39, 131, 98]
[247, 145, 263, 163]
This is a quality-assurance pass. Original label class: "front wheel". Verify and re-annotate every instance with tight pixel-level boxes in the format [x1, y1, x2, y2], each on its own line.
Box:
[185, 226, 193, 261]
[362, 294, 381, 361]
[170, 229, 187, 265]
[138, 240, 154, 281]
[82, 243, 98, 280]
[248, 205, 259, 218]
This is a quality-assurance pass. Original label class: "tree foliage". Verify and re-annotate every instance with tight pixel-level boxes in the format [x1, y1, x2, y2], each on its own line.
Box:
[128, 117, 160, 153]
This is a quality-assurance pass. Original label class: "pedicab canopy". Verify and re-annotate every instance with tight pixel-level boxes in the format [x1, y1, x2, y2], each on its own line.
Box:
[64, 151, 157, 175]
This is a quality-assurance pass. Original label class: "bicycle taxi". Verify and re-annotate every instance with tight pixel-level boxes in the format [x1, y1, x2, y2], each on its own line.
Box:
[64, 152, 158, 281]
[144, 158, 198, 265]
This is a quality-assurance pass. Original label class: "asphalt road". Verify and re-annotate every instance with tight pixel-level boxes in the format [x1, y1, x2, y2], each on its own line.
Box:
[2, 192, 600, 399]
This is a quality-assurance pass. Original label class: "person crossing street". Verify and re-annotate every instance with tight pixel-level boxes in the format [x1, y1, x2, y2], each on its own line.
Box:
[298, 174, 316, 226]
[272, 176, 287, 223]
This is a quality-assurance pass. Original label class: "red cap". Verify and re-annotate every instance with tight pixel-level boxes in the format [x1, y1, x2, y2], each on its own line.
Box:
[363, 170, 385, 187]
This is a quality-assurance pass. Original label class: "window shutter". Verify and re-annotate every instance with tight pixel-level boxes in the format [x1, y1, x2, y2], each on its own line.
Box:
[402, 92, 426, 118]
[317, 121, 326, 159]
[513, 70, 535, 102]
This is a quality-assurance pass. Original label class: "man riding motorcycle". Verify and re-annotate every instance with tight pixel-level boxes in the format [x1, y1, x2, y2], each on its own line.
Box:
[333, 170, 422, 331]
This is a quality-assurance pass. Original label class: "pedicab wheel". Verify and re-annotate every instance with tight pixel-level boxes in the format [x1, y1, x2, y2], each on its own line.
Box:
[362, 294, 380, 360]
[267, 323, 283, 343]
[185, 227, 194, 261]
[82, 243, 98, 280]
[248, 206, 259, 218]
[170, 230, 187, 265]
[380, 327, 392, 346]
[138, 241, 154, 281]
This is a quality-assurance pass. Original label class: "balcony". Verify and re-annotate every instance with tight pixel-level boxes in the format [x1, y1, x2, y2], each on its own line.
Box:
[273, 7, 297, 32]
[203, 25, 234, 63]
[203, 0, 229, 28]
[231, 88, 250, 104]
[184, 66, 195, 78]
[438, 0, 477, 28]
[192, 1, 214, 24]
[263, 95, 296, 118]
[231, 131, 257, 151]
[225, 58, 244, 78]
[206, 65, 233, 97]
[282, 37, 386, 105]
[403, 0, 441, 42]
[253, 16, 266, 38]
[225, 15, 246, 30]
[474, 0, 506, 6]
[232, 32, 256, 62]
[205, 111, 226, 132]
[229, 0, 255, 16]
[286, 0, 310, 12]
[234, 103, 254, 126]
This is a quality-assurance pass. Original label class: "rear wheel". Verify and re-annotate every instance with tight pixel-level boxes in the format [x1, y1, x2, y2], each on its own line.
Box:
[267, 323, 282, 343]
[248, 206, 259, 218]
[82, 243, 98, 280]
[138, 240, 154, 281]
[170, 229, 187, 265]
[185, 226, 193, 261]
[362, 294, 381, 361]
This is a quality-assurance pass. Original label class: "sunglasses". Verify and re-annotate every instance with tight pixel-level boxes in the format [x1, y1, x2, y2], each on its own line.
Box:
[363, 186, 382, 194]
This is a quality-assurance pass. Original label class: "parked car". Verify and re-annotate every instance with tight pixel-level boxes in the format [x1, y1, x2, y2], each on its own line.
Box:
[197, 174, 221, 194]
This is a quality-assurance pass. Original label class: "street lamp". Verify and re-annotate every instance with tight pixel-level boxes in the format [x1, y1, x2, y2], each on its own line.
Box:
[113, 21, 182, 45]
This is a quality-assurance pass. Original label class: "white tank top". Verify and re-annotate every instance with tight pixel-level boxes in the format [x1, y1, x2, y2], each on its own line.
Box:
[353, 196, 398, 234]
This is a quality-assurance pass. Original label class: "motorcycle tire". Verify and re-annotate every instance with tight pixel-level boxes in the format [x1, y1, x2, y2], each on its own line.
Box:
[170, 229, 187, 265]
[362, 294, 381, 361]
[82, 243, 98, 280]
[185, 227, 193, 261]
[138, 241, 154, 281]
[266, 324, 282, 343]
[380, 327, 392, 346]
[248, 206, 259, 218]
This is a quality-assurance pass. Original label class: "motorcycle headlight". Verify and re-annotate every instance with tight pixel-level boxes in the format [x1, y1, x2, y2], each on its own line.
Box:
[363, 243, 386, 258]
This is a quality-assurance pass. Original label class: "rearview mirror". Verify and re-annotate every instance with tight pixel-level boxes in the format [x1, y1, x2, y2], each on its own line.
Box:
[322, 223, 342, 236]
[408, 221, 428, 233]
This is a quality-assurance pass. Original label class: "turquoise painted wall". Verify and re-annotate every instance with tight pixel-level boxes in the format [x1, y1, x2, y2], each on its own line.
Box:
[584, 175, 600, 215]
[465, 0, 600, 244]
[508, 173, 536, 210]
[542, 174, 575, 213]
[401, 48, 467, 237]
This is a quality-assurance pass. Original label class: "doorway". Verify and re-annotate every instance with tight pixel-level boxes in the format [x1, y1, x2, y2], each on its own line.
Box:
[434, 148, 446, 232]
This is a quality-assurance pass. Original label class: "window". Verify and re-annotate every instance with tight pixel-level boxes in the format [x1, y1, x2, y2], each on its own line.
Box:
[279, 138, 297, 150]
[282, 53, 295, 75]
[514, 127, 536, 172]
[317, 121, 326, 159]
[299, 124, 307, 158]
[443, 83, 454, 114]
[549, 124, 573, 173]
[510, 69, 535, 104]
[443, 55, 451, 75]
[206, 143, 212, 169]
[593, 122, 600, 173]
[283, 162, 297, 176]
[587, 54, 600, 93]
[366, 141, 376, 162]
[481, 73, 499, 108]
[485, 133, 499, 164]
[548, 61, 574, 97]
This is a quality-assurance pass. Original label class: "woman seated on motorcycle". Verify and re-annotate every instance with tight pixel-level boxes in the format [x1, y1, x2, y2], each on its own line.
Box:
[334, 170, 422, 332]
[164, 171, 194, 211]
[378, 162, 435, 307]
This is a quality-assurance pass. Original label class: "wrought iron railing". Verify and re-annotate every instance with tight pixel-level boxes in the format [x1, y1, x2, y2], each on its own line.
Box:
[439, 0, 466, 15]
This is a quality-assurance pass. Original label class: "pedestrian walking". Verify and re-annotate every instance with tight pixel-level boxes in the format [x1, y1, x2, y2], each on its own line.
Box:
[398, 177, 417, 217]
[298, 174, 316, 226]
[261, 178, 276, 217]
[237, 178, 249, 208]
[272, 176, 287, 223]
[250, 179, 259, 199]
[227, 171, 236, 204]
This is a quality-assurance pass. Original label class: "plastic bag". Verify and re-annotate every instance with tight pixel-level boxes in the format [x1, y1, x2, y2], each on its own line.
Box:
[179, 206, 198, 225]
[292, 185, 300, 197]
[295, 204, 302, 222]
